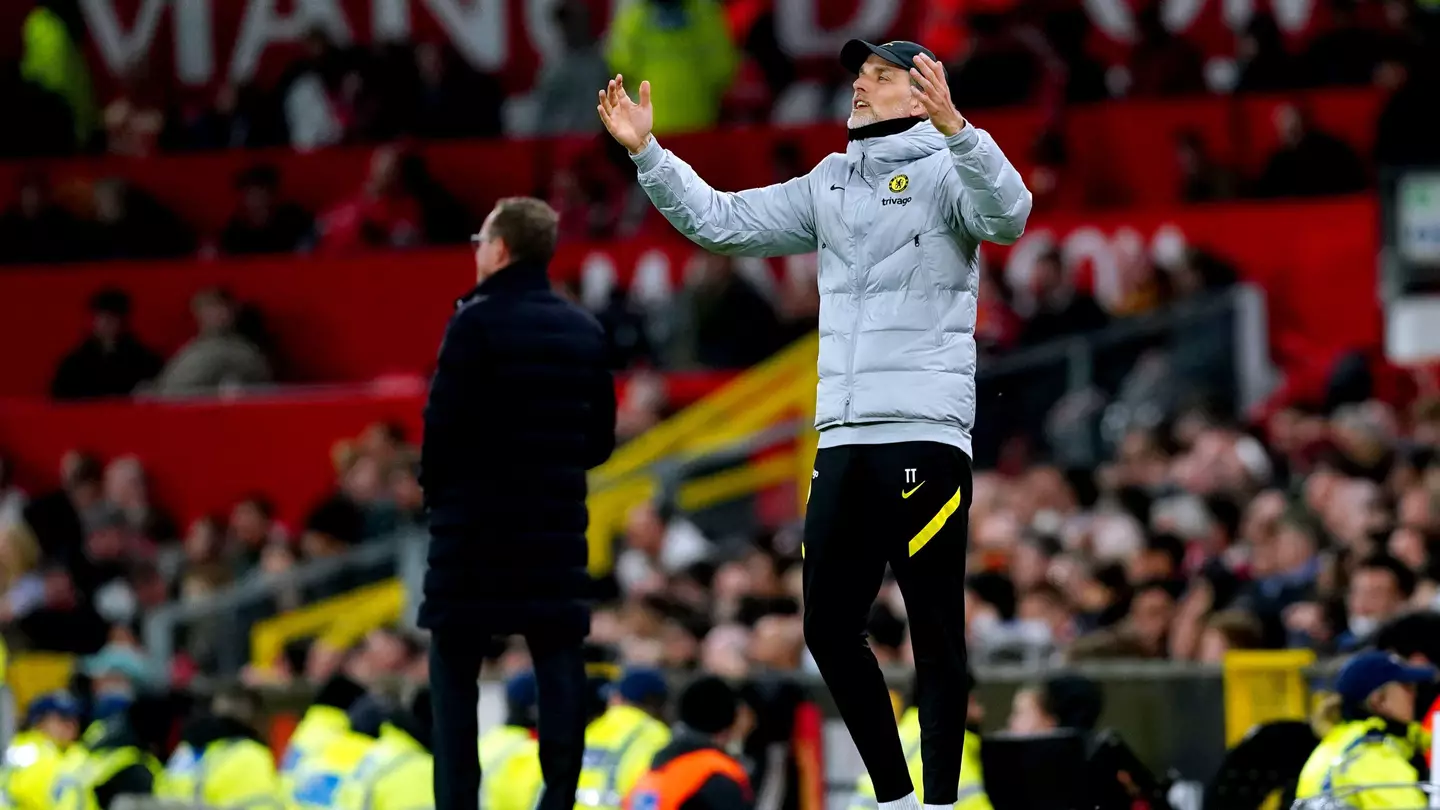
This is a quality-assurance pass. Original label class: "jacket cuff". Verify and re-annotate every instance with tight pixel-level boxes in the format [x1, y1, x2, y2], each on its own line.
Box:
[629, 137, 664, 174]
[945, 125, 980, 155]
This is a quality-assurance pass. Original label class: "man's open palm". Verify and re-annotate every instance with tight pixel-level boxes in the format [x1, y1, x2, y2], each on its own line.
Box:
[597, 74, 653, 154]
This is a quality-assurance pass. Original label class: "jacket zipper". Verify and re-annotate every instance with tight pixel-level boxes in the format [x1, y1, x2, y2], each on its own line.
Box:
[844, 151, 869, 423]
[917, 234, 942, 347]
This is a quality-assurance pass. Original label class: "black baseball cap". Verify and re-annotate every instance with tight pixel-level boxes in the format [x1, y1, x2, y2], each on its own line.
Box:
[841, 39, 937, 74]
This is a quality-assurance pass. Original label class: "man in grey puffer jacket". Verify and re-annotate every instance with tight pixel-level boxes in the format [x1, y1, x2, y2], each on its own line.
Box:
[600, 38, 1031, 810]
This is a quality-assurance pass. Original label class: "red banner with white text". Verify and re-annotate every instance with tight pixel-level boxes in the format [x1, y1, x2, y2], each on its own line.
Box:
[0, 0, 1340, 99]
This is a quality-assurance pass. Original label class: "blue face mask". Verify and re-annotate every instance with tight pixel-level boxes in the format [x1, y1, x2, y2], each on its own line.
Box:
[92, 693, 134, 720]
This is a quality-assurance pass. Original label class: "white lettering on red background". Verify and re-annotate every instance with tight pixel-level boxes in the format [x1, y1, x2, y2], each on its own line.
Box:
[70, 0, 1318, 92]
[1085, 0, 1316, 40]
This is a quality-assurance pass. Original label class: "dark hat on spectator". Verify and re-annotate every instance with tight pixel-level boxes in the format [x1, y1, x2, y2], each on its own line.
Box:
[313, 673, 366, 711]
[27, 691, 81, 725]
[678, 676, 738, 735]
[505, 671, 538, 713]
[614, 667, 668, 706]
[841, 39, 937, 74]
[89, 288, 131, 316]
[1335, 651, 1436, 714]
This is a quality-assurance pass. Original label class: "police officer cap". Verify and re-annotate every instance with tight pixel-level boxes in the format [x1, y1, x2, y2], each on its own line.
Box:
[840, 39, 938, 74]
[27, 691, 80, 724]
[615, 667, 669, 706]
[679, 676, 737, 735]
[506, 671, 538, 712]
[1336, 651, 1438, 709]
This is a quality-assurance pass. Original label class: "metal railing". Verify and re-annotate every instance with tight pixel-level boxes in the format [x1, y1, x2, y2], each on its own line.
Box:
[972, 285, 1273, 468]
[142, 530, 428, 674]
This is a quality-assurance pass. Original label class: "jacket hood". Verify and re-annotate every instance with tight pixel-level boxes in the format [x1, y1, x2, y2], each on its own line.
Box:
[178, 715, 266, 751]
[845, 119, 947, 178]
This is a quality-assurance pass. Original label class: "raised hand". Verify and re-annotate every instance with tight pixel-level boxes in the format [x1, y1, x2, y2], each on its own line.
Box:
[597, 74, 654, 155]
[909, 54, 966, 137]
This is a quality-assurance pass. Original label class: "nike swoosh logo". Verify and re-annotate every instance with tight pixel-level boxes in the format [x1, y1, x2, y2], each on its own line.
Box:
[830, 185, 844, 191]
[902, 482, 925, 499]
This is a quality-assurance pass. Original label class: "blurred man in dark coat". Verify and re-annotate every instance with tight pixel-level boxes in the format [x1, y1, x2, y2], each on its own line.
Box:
[419, 196, 616, 810]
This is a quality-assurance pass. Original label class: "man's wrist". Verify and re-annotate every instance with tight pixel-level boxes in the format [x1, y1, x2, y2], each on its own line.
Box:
[627, 134, 653, 155]
[935, 111, 967, 137]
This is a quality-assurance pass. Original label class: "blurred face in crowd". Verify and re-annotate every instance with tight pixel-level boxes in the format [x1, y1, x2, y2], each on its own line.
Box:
[93, 309, 125, 344]
[1240, 490, 1286, 545]
[36, 713, 80, 747]
[1349, 567, 1404, 628]
[849, 55, 924, 129]
[193, 292, 236, 335]
[185, 517, 222, 563]
[86, 524, 127, 561]
[1400, 488, 1438, 532]
[366, 146, 402, 197]
[1011, 541, 1051, 592]
[391, 466, 424, 512]
[354, 629, 410, 680]
[1129, 546, 1176, 583]
[103, 457, 146, 509]
[1368, 681, 1418, 724]
[701, 624, 750, 679]
[748, 614, 803, 670]
[259, 542, 295, 576]
[1389, 527, 1428, 571]
[1128, 586, 1176, 652]
[230, 500, 271, 548]
[1274, 105, 1305, 148]
[658, 620, 699, 669]
[1007, 687, 1055, 734]
[240, 182, 275, 225]
[93, 181, 126, 225]
[1274, 523, 1317, 573]
[342, 455, 385, 503]
[473, 209, 513, 281]
[1197, 626, 1232, 663]
[624, 503, 666, 557]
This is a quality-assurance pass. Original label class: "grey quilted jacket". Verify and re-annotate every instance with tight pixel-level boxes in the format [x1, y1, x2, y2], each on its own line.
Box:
[631, 119, 1032, 457]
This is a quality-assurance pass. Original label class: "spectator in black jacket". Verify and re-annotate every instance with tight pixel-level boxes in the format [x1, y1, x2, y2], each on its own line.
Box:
[419, 196, 616, 810]
[52, 289, 164, 400]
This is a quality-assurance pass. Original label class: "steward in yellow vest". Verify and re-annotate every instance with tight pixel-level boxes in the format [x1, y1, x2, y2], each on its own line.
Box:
[1296, 652, 1436, 809]
[576, 668, 672, 810]
[0, 691, 82, 810]
[478, 672, 539, 810]
[337, 689, 434, 810]
[156, 685, 282, 809]
[52, 705, 161, 810]
[279, 674, 368, 793]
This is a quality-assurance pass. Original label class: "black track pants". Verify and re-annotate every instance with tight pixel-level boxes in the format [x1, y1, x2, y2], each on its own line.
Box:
[802, 441, 972, 804]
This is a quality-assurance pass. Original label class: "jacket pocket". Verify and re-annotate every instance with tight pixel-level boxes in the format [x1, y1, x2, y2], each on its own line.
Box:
[915, 234, 944, 347]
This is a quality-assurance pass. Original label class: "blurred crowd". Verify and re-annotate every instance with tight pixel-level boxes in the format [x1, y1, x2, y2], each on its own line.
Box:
[0, 143, 470, 266]
[574, 388, 1440, 679]
[0, 420, 425, 671]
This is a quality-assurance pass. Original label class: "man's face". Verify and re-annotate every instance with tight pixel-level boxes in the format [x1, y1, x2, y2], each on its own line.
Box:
[849, 55, 922, 129]
[92, 312, 123, 343]
[37, 715, 79, 746]
[1007, 688, 1054, 734]
[1350, 568, 1402, 620]
[473, 210, 510, 280]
